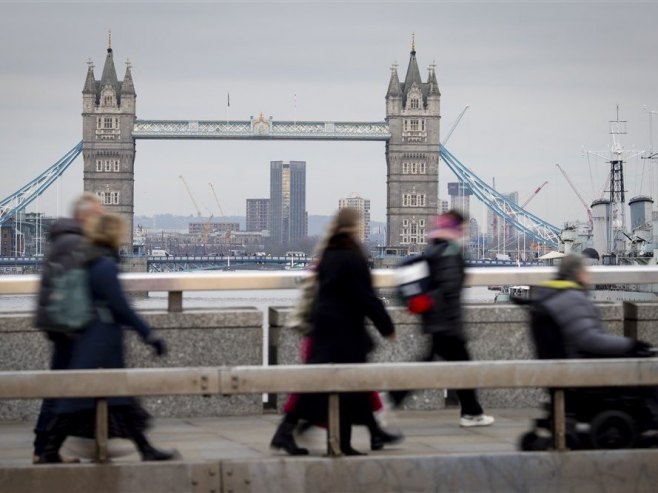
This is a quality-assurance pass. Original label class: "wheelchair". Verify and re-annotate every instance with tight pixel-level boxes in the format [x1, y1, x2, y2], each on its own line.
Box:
[513, 293, 658, 450]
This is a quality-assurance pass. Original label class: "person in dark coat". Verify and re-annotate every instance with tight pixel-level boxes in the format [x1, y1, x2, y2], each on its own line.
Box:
[527, 253, 658, 423]
[270, 208, 397, 456]
[36, 213, 177, 464]
[32, 192, 103, 463]
[390, 210, 494, 427]
[532, 253, 651, 358]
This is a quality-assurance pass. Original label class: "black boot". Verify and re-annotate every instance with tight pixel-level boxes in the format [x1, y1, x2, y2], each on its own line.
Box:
[129, 425, 179, 461]
[271, 419, 309, 455]
[370, 427, 404, 451]
[363, 410, 404, 450]
[34, 417, 69, 465]
[340, 419, 366, 456]
[139, 444, 180, 462]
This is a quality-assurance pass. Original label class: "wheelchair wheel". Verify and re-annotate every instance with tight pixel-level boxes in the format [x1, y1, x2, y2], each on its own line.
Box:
[590, 410, 637, 449]
[519, 431, 551, 451]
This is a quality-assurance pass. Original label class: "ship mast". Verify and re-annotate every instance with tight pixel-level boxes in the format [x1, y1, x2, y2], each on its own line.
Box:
[607, 107, 627, 254]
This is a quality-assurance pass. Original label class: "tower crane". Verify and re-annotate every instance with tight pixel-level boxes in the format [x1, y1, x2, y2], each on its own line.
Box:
[179, 175, 211, 252]
[441, 105, 469, 146]
[521, 181, 549, 208]
[179, 175, 202, 217]
[555, 163, 594, 229]
[208, 183, 225, 217]
[209, 182, 232, 246]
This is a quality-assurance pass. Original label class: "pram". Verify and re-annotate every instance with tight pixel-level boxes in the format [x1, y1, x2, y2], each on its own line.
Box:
[513, 292, 658, 450]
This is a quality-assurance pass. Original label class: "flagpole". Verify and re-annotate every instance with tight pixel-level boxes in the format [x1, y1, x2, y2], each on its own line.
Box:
[226, 92, 230, 128]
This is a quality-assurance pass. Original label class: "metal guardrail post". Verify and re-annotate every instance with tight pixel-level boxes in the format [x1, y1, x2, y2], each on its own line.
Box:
[168, 291, 183, 312]
[95, 398, 109, 463]
[327, 393, 342, 457]
[552, 389, 566, 451]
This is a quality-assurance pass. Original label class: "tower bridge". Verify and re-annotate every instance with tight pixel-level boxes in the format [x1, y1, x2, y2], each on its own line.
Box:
[0, 38, 561, 254]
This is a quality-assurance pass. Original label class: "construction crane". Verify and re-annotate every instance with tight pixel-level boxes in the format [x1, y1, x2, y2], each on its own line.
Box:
[179, 175, 212, 252]
[208, 183, 225, 217]
[521, 181, 549, 208]
[209, 182, 233, 248]
[179, 175, 202, 217]
[441, 105, 469, 146]
[555, 163, 594, 229]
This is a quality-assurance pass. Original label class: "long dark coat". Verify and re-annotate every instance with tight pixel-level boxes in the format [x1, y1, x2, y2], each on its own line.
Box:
[56, 246, 153, 416]
[295, 233, 394, 426]
[308, 233, 394, 365]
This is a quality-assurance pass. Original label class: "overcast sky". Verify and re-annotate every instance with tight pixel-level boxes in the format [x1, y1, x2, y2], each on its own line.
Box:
[1, 1, 657, 229]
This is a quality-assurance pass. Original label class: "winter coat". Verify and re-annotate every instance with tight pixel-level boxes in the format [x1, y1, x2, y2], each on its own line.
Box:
[56, 245, 154, 413]
[308, 233, 394, 364]
[34, 218, 89, 331]
[421, 239, 466, 339]
[532, 280, 634, 358]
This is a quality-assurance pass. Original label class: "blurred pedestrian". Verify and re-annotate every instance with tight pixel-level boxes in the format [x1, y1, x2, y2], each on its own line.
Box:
[270, 208, 397, 456]
[390, 210, 494, 427]
[531, 253, 652, 358]
[32, 192, 103, 463]
[35, 213, 177, 463]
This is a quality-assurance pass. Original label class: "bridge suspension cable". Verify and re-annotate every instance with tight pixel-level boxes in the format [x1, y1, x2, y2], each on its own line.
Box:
[439, 145, 561, 248]
[0, 141, 83, 227]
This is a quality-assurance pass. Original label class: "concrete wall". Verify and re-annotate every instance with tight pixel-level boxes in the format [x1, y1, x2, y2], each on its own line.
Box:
[1, 300, 652, 420]
[0, 309, 262, 421]
[269, 302, 626, 410]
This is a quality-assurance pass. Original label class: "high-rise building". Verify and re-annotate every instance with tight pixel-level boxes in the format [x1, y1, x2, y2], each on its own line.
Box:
[447, 182, 473, 217]
[338, 194, 371, 243]
[246, 198, 270, 233]
[270, 161, 307, 244]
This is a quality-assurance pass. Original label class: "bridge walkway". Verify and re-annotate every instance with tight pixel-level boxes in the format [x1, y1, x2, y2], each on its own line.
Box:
[0, 408, 537, 465]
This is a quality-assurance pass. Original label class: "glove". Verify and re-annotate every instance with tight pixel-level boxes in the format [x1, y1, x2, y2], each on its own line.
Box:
[147, 335, 167, 357]
[630, 339, 654, 357]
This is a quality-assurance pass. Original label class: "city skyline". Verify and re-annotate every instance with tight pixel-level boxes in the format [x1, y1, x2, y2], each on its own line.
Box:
[1, 2, 657, 227]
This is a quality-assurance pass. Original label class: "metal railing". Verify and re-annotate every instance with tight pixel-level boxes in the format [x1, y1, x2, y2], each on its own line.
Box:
[2, 359, 657, 459]
[2, 265, 658, 311]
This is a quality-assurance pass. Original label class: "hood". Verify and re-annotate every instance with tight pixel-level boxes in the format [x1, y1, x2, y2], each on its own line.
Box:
[47, 218, 83, 241]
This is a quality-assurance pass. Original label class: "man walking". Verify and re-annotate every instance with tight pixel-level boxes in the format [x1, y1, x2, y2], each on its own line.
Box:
[391, 210, 494, 427]
[32, 193, 103, 462]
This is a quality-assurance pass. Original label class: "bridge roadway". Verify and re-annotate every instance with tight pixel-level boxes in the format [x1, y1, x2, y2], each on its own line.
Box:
[0, 255, 542, 273]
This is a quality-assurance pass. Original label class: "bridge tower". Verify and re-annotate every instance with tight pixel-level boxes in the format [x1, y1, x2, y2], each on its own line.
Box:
[82, 34, 136, 248]
[385, 38, 440, 253]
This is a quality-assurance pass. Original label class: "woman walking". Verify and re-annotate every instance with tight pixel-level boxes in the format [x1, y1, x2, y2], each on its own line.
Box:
[36, 213, 177, 463]
[270, 208, 397, 456]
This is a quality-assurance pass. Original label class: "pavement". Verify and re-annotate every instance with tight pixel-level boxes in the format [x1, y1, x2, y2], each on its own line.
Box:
[0, 408, 541, 465]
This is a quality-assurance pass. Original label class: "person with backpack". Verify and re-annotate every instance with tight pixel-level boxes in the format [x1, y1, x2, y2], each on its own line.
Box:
[32, 192, 103, 463]
[35, 213, 176, 464]
[390, 210, 494, 428]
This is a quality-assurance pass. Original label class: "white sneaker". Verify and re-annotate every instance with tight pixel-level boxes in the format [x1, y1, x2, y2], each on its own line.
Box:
[459, 414, 495, 427]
